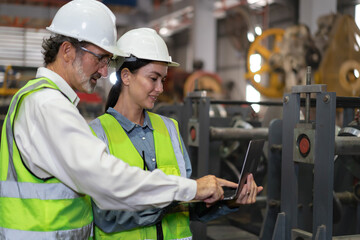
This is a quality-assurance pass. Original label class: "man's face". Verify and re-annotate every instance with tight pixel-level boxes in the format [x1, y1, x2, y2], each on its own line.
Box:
[72, 44, 111, 93]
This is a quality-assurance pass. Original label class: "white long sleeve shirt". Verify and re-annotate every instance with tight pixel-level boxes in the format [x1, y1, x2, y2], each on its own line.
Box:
[13, 67, 196, 211]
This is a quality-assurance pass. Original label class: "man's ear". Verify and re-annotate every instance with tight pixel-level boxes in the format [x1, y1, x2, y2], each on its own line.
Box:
[121, 68, 131, 86]
[60, 41, 76, 63]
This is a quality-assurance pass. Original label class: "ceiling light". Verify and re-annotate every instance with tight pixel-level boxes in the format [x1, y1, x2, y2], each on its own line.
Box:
[109, 71, 117, 85]
[255, 26, 262, 35]
[159, 27, 170, 36]
[247, 32, 255, 42]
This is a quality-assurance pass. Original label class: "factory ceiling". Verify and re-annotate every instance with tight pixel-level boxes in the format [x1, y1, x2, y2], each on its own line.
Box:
[0, 0, 283, 30]
[0, 0, 356, 30]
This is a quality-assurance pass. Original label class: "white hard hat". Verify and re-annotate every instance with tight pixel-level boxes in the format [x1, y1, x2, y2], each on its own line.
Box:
[46, 0, 128, 58]
[117, 28, 179, 67]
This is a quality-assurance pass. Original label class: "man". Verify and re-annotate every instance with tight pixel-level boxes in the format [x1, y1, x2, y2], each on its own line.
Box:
[0, 0, 235, 239]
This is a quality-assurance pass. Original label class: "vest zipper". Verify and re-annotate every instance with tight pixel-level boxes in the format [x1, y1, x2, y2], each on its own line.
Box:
[145, 145, 162, 239]
[156, 221, 163, 240]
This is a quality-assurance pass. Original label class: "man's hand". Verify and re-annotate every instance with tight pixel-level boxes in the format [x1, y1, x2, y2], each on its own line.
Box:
[194, 175, 238, 207]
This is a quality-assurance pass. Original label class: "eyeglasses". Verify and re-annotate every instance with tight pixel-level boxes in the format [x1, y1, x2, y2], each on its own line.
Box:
[80, 47, 112, 67]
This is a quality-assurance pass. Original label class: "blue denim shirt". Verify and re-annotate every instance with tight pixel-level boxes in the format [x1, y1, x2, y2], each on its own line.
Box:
[90, 108, 238, 233]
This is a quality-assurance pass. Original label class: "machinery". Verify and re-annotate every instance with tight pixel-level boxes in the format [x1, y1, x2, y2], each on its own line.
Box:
[155, 90, 280, 239]
[0, 65, 22, 96]
[155, 68, 360, 239]
[0, 65, 27, 128]
[183, 70, 224, 99]
[156, 67, 225, 105]
[315, 14, 360, 97]
[245, 13, 360, 99]
[262, 68, 360, 240]
[245, 27, 286, 98]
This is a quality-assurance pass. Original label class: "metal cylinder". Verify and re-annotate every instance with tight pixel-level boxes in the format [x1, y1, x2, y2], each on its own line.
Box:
[335, 191, 359, 205]
[209, 128, 360, 155]
[305, 66, 311, 123]
[255, 195, 268, 208]
[209, 127, 268, 141]
[335, 136, 360, 155]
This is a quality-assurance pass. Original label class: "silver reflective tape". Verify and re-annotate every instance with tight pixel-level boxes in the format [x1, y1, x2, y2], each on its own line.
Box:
[159, 116, 186, 178]
[0, 222, 93, 240]
[89, 118, 110, 154]
[0, 181, 83, 200]
[6, 80, 50, 181]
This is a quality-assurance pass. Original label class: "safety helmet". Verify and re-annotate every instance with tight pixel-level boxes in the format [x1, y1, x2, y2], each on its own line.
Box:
[46, 0, 128, 58]
[117, 28, 179, 67]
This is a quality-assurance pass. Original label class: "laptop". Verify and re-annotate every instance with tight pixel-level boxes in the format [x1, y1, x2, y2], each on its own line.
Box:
[222, 139, 265, 201]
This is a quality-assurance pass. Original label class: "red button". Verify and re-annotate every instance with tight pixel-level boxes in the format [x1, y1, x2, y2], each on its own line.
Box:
[190, 127, 196, 141]
[299, 136, 310, 156]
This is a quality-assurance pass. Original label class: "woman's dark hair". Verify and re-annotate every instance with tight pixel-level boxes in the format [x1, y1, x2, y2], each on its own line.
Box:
[42, 34, 88, 66]
[105, 57, 151, 111]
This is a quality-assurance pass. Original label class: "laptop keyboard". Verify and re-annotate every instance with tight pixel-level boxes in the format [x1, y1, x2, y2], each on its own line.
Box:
[223, 187, 237, 198]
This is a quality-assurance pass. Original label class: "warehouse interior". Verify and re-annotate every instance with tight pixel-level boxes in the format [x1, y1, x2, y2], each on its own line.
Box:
[1, 0, 360, 239]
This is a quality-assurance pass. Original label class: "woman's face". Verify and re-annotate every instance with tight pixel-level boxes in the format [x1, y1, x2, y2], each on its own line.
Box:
[127, 61, 168, 110]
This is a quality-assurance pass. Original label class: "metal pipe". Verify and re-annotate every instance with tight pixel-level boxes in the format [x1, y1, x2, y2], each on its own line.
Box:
[271, 136, 360, 155]
[209, 127, 268, 141]
[335, 191, 359, 205]
[305, 66, 311, 123]
[255, 195, 268, 208]
[269, 136, 360, 155]
[210, 100, 283, 106]
[209, 128, 360, 155]
[335, 136, 360, 155]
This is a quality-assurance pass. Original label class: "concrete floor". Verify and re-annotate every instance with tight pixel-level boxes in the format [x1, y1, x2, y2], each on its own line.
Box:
[188, 202, 265, 239]
[207, 225, 258, 240]
[191, 207, 263, 240]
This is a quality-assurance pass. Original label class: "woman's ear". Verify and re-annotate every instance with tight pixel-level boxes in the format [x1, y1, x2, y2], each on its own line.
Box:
[121, 68, 131, 86]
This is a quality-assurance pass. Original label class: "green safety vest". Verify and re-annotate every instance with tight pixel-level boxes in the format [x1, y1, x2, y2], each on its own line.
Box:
[92, 112, 192, 240]
[0, 78, 93, 239]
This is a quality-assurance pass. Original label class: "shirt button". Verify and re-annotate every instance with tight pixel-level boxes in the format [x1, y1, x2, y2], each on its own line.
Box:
[142, 137, 145, 140]
[152, 158, 155, 162]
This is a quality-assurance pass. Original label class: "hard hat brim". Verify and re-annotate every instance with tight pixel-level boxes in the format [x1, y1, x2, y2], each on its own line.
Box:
[46, 28, 130, 58]
[109, 57, 125, 70]
[110, 56, 179, 70]
[104, 46, 130, 58]
[168, 61, 180, 67]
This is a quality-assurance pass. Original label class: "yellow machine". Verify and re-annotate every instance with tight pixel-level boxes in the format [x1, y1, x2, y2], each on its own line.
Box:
[245, 28, 285, 98]
[316, 15, 360, 97]
[1, 65, 21, 96]
[245, 14, 360, 98]
[183, 70, 223, 98]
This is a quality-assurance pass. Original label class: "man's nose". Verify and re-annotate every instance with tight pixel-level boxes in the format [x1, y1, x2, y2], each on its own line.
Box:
[98, 65, 109, 77]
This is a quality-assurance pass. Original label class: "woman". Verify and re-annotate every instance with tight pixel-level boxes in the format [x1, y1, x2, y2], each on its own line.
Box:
[90, 28, 263, 240]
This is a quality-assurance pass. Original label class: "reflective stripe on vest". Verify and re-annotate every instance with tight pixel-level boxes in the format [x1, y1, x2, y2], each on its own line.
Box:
[0, 78, 93, 239]
[0, 223, 93, 240]
[4, 79, 52, 181]
[91, 112, 192, 240]
[0, 181, 83, 199]
[157, 114, 186, 178]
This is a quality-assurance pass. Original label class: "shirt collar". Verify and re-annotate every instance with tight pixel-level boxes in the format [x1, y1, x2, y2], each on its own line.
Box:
[106, 107, 153, 133]
[36, 67, 80, 106]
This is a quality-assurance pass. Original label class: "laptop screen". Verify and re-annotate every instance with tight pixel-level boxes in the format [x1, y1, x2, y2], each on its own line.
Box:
[223, 139, 265, 201]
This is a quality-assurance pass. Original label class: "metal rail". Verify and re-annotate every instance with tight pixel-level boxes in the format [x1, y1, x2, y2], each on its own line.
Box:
[209, 127, 360, 156]
[209, 127, 269, 141]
